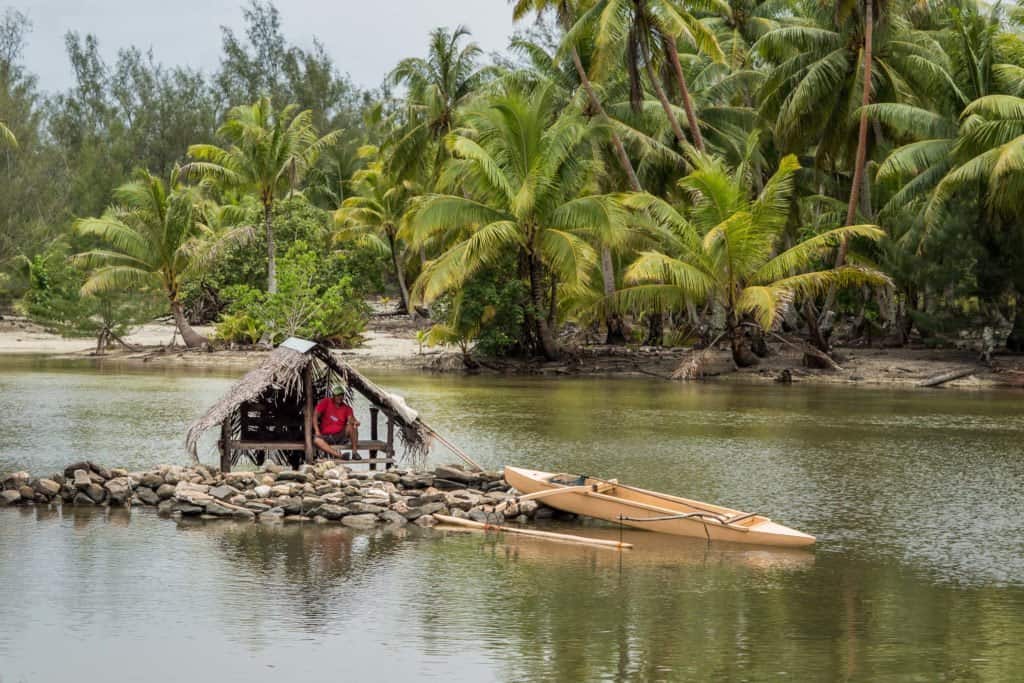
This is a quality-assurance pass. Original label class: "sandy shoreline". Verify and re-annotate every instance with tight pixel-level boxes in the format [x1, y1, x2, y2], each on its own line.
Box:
[2, 315, 1022, 389]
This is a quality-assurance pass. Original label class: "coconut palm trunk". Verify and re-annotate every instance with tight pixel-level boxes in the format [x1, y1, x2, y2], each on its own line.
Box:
[838, 0, 874, 268]
[567, 47, 636, 343]
[262, 200, 277, 294]
[170, 299, 210, 348]
[818, 0, 874, 337]
[663, 36, 706, 152]
[644, 58, 690, 151]
[568, 49, 643, 192]
[387, 231, 412, 314]
[528, 251, 560, 360]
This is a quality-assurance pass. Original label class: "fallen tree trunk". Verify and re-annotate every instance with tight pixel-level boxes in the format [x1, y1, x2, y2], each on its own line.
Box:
[766, 331, 844, 372]
[918, 367, 975, 388]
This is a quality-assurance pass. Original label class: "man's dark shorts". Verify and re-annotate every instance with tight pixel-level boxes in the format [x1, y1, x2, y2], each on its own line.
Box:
[319, 433, 349, 445]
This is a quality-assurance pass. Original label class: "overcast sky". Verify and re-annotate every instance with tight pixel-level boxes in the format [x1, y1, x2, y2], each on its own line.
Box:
[14, 0, 517, 93]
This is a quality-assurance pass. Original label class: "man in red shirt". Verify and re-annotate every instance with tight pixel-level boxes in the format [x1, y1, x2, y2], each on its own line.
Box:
[313, 386, 361, 461]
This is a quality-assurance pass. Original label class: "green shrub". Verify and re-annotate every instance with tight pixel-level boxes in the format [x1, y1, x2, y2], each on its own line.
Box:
[14, 243, 162, 345]
[213, 311, 265, 345]
[431, 264, 526, 357]
[183, 196, 386, 322]
[215, 241, 369, 346]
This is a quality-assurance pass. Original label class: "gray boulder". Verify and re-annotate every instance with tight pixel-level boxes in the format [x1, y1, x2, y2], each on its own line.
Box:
[300, 497, 325, 514]
[434, 465, 479, 485]
[204, 501, 234, 517]
[63, 461, 92, 478]
[33, 478, 61, 498]
[349, 502, 386, 515]
[0, 490, 20, 505]
[317, 504, 349, 521]
[403, 501, 447, 520]
[408, 493, 446, 506]
[341, 513, 378, 528]
[84, 483, 106, 504]
[518, 500, 539, 517]
[533, 505, 554, 520]
[172, 502, 204, 516]
[104, 477, 135, 504]
[136, 487, 160, 506]
[73, 469, 92, 488]
[209, 484, 239, 501]
[378, 510, 407, 526]
[138, 473, 163, 489]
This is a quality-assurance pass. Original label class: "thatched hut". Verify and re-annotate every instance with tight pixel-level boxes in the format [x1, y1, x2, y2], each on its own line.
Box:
[186, 338, 431, 472]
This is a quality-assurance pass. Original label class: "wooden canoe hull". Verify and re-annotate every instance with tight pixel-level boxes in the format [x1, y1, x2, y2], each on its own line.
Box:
[505, 466, 815, 548]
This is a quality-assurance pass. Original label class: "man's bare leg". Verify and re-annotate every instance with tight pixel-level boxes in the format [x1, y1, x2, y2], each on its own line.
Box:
[313, 436, 345, 460]
[345, 421, 360, 459]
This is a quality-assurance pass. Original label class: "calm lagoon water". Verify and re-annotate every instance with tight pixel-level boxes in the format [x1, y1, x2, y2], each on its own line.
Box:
[1, 357, 1023, 681]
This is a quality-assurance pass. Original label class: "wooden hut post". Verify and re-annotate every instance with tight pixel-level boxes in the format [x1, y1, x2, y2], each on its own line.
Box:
[369, 407, 380, 471]
[386, 415, 395, 470]
[220, 417, 231, 473]
[303, 363, 315, 464]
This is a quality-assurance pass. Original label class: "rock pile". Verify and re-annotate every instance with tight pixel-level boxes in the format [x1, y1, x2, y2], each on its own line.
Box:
[0, 461, 552, 528]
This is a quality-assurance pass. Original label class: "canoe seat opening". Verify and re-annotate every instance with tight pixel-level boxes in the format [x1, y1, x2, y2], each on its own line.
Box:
[723, 512, 758, 526]
[550, 474, 586, 486]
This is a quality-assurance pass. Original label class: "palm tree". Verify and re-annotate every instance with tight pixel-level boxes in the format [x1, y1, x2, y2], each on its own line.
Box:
[838, 0, 878, 269]
[335, 154, 416, 313]
[184, 97, 340, 293]
[873, 3, 1024, 234]
[387, 25, 490, 185]
[569, 0, 726, 152]
[514, 0, 644, 192]
[0, 121, 15, 148]
[617, 155, 889, 365]
[513, 4, 645, 343]
[72, 169, 252, 348]
[754, 0, 929, 172]
[410, 81, 628, 360]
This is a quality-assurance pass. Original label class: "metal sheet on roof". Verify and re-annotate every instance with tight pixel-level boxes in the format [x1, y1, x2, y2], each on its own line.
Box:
[279, 337, 318, 354]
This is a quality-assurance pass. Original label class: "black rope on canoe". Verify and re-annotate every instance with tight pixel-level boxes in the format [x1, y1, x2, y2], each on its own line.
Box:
[615, 511, 764, 544]
[619, 511, 727, 524]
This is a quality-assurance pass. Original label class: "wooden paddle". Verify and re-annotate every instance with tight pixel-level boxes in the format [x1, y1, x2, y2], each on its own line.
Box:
[434, 514, 633, 550]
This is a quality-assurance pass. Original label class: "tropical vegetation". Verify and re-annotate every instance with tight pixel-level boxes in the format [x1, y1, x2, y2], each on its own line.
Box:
[2, 0, 1023, 363]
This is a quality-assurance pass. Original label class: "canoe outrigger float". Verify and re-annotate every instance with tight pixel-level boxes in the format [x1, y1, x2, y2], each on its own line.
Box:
[504, 466, 815, 548]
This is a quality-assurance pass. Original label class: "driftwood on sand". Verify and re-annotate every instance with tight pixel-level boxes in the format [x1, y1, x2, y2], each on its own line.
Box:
[918, 367, 975, 388]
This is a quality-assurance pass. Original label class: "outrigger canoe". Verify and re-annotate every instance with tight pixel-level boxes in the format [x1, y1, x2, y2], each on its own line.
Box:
[504, 466, 815, 548]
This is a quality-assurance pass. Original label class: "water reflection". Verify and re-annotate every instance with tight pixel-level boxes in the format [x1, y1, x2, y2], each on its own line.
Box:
[1, 505, 1023, 681]
[186, 520, 408, 639]
[3, 360, 1024, 680]
[416, 530, 1024, 681]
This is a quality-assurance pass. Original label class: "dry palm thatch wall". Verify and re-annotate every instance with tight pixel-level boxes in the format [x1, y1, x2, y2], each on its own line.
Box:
[186, 342, 431, 469]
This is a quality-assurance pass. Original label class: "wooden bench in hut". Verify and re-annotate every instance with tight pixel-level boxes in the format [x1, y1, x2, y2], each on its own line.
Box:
[186, 338, 430, 472]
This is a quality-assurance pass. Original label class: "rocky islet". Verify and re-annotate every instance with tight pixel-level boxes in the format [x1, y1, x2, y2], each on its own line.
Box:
[0, 461, 551, 528]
